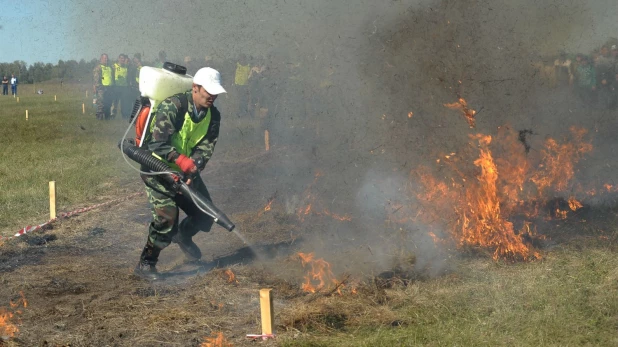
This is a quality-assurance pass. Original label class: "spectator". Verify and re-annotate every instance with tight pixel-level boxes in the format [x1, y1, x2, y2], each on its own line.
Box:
[575, 56, 597, 105]
[10, 74, 17, 96]
[1, 75, 8, 95]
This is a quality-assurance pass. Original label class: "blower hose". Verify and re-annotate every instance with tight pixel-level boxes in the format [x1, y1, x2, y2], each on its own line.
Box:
[119, 139, 235, 232]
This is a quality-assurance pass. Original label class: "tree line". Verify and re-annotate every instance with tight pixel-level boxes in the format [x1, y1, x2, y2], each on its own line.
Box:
[0, 59, 98, 84]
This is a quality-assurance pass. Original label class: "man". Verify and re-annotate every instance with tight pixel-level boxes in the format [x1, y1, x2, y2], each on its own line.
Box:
[154, 50, 167, 69]
[93, 53, 114, 120]
[1, 75, 8, 95]
[113, 54, 130, 118]
[233, 54, 252, 117]
[129, 53, 143, 102]
[575, 56, 596, 106]
[10, 74, 17, 96]
[135, 67, 226, 280]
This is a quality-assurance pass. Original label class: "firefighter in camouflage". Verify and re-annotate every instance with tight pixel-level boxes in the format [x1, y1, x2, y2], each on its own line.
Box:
[135, 67, 226, 280]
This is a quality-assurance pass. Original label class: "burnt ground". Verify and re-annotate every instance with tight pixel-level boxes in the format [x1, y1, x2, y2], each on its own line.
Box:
[0, 143, 415, 347]
[2, 104, 618, 346]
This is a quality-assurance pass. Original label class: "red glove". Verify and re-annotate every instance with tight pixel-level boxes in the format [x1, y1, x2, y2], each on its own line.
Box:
[175, 154, 197, 174]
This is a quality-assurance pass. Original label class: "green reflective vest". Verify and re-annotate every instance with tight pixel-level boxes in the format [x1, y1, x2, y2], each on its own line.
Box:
[151, 108, 212, 171]
[114, 63, 128, 86]
[101, 65, 113, 86]
[135, 65, 142, 83]
[235, 63, 250, 86]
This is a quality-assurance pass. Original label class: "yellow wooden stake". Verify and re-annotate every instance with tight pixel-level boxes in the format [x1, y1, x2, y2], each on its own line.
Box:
[54, 95, 57, 101]
[82, 103, 85, 114]
[49, 181, 56, 219]
[26, 110, 28, 120]
[264, 130, 270, 151]
[259, 288, 274, 335]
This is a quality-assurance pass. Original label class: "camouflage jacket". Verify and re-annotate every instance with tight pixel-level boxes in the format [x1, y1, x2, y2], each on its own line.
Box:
[93, 64, 114, 88]
[146, 91, 220, 171]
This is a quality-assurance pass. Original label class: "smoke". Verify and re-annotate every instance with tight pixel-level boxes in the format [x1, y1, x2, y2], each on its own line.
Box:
[68, 0, 618, 274]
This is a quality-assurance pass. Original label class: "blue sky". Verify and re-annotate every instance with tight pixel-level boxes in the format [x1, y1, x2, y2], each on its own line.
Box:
[0, 0, 617, 66]
[0, 1, 75, 64]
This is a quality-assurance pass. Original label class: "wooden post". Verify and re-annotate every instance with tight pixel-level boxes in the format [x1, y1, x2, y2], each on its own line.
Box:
[82, 103, 85, 114]
[54, 95, 57, 101]
[25, 110, 28, 120]
[264, 130, 270, 151]
[259, 288, 274, 335]
[49, 181, 56, 219]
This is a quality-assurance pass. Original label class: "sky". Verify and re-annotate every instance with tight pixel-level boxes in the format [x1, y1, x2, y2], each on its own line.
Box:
[0, 1, 75, 64]
[1, 0, 618, 65]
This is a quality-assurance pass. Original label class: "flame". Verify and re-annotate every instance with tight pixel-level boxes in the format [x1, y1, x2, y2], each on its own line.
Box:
[222, 269, 238, 284]
[555, 209, 568, 219]
[568, 196, 583, 211]
[444, 97, 477, 128]
[413, 126, 592, 260]
[297, 252, 342, 294]
[200, 331, 233, 347]
[296, 171, 352, 222]
[0, 292, 27, 339]
[531, 127, 592, 193]
[264, 199, 274, 212]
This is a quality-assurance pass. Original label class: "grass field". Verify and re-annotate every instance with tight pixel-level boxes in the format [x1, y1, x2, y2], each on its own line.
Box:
[0, 82, 139, 233]
[0, 83, 617, 346]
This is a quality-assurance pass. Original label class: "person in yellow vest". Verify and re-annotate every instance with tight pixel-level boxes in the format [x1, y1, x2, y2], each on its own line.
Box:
[112, 54, 131, 119]
[233, 54, 252, 117]
[134, 67, 226, 280]
[92, 53, 114, 120]
[129, 53, 143, 103]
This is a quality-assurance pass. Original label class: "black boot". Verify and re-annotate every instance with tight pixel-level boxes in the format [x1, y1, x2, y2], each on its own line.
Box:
[134, 241, 162, 280]
[172, 233, 202, 261]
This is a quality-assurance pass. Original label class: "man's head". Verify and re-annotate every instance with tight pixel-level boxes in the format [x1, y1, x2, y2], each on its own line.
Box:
[100, 53, 108, 65]
[133, 53, 142, 65]
[119, 54, 129, 66]
[192, 67, 226, 109]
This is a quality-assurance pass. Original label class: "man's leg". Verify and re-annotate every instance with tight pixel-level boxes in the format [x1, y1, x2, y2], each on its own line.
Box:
[135, 176, 179, 279]
[95, 88, 105, 120]
[174, 175, 215, 261]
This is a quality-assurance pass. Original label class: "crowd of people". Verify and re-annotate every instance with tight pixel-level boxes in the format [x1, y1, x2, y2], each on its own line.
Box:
[92, 50, 274, 121]
[551, 40, 618, 109]
[1, 74, 18, 96]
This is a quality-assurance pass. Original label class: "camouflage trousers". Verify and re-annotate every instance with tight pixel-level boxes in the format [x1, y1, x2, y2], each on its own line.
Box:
[142, 174, 214, 250]
[95, 87, 113, 120]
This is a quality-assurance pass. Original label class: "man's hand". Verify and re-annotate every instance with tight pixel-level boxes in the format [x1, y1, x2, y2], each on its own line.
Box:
[175, 155, 197, 174]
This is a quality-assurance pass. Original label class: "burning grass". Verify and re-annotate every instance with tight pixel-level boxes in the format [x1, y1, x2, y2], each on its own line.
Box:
[408, 125, 595, 261]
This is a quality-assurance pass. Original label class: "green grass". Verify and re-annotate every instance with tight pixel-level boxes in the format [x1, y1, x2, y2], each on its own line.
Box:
[0, 82, 138, 233]
[280, 246, 618, 346]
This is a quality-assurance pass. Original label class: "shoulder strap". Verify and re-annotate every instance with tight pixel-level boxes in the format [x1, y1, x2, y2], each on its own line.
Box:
[174, 93, 190, 130]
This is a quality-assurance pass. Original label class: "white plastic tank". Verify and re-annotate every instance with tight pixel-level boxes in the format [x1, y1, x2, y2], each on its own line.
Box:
[139, 66, 193, 102]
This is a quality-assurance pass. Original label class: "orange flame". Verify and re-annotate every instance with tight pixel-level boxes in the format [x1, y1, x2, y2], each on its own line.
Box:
[567, 196, 583, 211]
[413, 126, 592, 261]
[222, 269, 238, 284]
[296, 171, 352, 223]
[297, 252, 342, 294]
[444, 97, 477, 128]
[200, 331, 233, 347]
[264, 199, 274, 212]
[0, 292, 27, 339]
